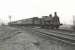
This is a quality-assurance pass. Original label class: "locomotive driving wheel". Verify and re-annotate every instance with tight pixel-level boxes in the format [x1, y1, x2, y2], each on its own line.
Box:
[55, 25, 59, 29]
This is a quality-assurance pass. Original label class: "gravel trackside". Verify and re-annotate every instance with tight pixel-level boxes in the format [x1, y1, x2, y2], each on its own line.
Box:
[0, 26, 40, 50]
[0, 26, 75, 50]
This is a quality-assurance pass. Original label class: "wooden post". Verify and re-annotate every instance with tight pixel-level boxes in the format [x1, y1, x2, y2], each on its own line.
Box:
[73, 16, 75, 25]
[9, 16, 11, 23]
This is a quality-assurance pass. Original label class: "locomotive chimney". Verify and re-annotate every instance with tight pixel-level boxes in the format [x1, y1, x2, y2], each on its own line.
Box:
[54, 12, 57, 17]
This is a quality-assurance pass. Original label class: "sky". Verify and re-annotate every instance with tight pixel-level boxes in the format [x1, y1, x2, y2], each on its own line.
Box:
[0, 0, 75, 25]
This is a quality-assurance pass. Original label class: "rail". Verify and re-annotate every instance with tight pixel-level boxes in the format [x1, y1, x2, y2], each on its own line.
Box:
[12, 26, 75, 45]
[29, 27, 75, 45]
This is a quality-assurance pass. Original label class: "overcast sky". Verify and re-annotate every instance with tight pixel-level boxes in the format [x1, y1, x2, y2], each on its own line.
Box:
[0, 0, 75, 25]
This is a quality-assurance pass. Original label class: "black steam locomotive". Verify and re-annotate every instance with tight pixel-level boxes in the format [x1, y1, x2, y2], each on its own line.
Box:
[9, 12, 62, 29]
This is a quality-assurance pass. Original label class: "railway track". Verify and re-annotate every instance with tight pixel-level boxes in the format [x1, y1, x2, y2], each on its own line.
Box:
[28, 27, 75, 45]
[13, 26, 75, 45]
[40, 28, 75, 36]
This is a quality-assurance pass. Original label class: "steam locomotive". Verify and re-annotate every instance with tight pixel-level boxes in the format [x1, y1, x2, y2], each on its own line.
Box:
[9, 12, 62, 29]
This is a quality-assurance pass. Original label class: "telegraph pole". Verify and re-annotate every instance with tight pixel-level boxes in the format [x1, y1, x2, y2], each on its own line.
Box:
[72, 16, 75, 30]
[9, 16, 12, 23]
[73, 16, 75, 25]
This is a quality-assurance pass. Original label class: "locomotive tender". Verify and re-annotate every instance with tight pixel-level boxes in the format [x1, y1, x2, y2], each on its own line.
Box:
[9, 12, 62, 29]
